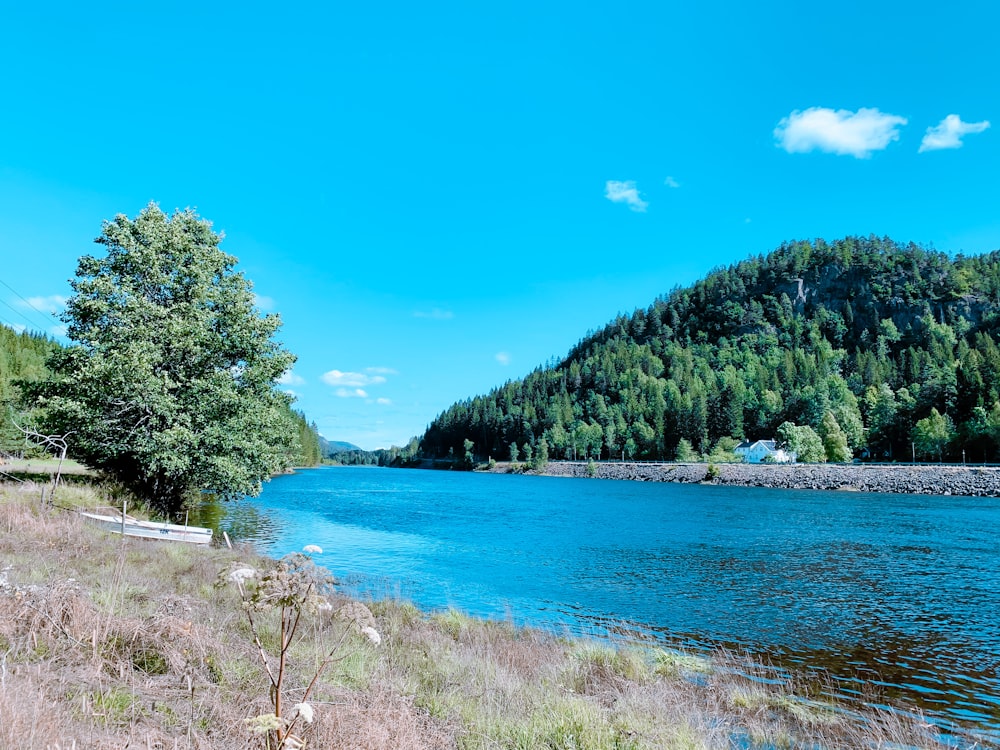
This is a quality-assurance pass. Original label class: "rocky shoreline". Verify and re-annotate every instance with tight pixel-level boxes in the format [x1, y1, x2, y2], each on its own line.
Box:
[486, 460, 1000, 497]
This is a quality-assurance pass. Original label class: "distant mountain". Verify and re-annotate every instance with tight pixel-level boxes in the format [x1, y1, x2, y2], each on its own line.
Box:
[326, 440, 363, 456]
[419, 236, 1000, 464]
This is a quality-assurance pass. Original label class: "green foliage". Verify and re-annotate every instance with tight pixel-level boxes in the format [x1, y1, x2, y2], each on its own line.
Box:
[0, 325, 60, 457]
[286, 408, 323, 467]
[419, 236, 1000, 464]
[777, 422, 826, 463]
[533, 436, 549, 470]
[704, 436, 741, 463]
[674, 438, 698, 462]
[819, 411, 852, 463]
[912, 408, 955, 461]
[25, 204, 297, 515]
[333, 435, 422, 467]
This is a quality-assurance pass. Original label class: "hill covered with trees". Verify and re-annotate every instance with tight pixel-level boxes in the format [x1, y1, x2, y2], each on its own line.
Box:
[0, 325, 60, 455]
[419, 236, 1000, 465]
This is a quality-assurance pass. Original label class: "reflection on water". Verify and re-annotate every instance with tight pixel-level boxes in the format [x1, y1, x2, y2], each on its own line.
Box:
[193, 495, 284, 544]
[217, 466, 1000, 738]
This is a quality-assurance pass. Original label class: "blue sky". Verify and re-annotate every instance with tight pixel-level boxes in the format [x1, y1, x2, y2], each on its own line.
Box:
[1, 1, 997, 450]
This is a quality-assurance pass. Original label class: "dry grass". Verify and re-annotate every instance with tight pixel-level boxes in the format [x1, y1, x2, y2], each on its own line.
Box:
[0, 480, 986, 749]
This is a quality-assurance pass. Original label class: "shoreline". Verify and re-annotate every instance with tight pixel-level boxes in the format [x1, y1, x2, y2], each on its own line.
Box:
[2, 479, 970, 749]
[479, 460, 1000, 497]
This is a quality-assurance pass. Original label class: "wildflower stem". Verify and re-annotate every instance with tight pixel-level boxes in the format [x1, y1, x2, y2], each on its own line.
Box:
[244, 605, 279, 691]
[298, 619, 354, 705]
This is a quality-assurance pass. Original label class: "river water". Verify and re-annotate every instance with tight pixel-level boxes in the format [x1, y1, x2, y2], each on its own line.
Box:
[210, 466, 1000, 738]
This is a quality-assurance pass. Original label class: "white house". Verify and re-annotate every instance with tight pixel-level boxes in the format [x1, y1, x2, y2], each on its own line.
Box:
[734, 439, 796, 464]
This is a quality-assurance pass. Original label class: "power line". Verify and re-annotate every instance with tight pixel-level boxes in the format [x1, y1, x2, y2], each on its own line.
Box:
[0, 311, 27, 331]
[0, 276, 62, 326]
[0, 296, 47, 332]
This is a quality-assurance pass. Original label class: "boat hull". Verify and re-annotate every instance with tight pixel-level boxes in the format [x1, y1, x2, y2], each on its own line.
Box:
[79, 512, 213, 545]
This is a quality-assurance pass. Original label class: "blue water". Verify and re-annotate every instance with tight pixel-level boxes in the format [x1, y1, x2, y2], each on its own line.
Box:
[216, 466, 1000, 736]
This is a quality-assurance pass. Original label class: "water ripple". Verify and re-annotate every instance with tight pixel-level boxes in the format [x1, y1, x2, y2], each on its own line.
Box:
[214, 466, 1000, 736]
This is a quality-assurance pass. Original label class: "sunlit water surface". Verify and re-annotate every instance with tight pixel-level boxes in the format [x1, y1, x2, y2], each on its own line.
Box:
[206, 466, 1000, 739]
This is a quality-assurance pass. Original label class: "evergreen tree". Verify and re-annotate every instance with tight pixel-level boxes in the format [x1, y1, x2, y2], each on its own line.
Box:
[417, 237, 1000, 466]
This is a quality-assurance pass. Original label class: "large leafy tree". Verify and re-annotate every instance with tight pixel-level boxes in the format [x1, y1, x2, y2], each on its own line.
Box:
[29, 204, 296, 515]
[911, 408, 955, 462]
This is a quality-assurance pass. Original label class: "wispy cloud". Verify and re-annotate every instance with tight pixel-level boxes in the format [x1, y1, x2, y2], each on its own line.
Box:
[604, 180, 648, 212]
[20, 295, 66, 314]
[664, 176, 680, 188]
[335, 387, 368, 398]
[413, 308, 454, 320]
[321, 369, 387, 387]
[376, 397, 392, 405]
[495, 351, 511, 366]
[365, 366, 398, 376]
[775, 107, 907, 158]
[277, 370, 306, 386]
[252, 293, 275, 311]
[919, 114, 990, 153]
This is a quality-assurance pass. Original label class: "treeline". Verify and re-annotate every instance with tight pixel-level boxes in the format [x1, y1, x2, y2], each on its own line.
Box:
[420, 236, 1000, 464]
[333, 437, 422, 467]
[0, 326, 60, 456]
[0, 322, 324, 468]
[288, 410, 323, 467]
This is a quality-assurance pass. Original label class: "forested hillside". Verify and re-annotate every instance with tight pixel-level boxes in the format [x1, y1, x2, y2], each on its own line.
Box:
[0, 325, 60, 455]
[420, 236, 1000, 464]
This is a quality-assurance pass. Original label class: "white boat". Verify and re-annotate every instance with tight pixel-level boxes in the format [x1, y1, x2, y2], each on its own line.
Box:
[79, 511, 213, 545]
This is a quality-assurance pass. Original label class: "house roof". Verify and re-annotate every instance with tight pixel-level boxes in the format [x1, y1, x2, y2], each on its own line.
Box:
[735, 439, 778, 451]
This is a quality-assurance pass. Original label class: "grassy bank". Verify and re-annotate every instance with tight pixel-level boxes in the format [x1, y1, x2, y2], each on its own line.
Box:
[0, 480, 974, 749]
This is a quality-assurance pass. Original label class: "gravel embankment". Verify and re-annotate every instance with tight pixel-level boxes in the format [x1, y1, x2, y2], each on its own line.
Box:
[490, 461, 1000, 497]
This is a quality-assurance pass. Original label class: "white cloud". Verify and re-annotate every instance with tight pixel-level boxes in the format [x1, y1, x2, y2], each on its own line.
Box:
[495, 351, 511, 366]
[283, 389, 300, 399]
[376, 397, 392, 405]
[919, 114, 991, 153]
[413, 308, 454, 320]
[252, 293, 275, 311]
[322, 369, 387, 387]
[277, 370, 306, 386]
[774, 107, 908, 158]
[604, 180, 648, 212]
[50, 325, 67, 337]
[366, 366, 398, 376]
[335, 388, 368, 398]
[21, 295, 66, 314]
[664, 176, 680, 188]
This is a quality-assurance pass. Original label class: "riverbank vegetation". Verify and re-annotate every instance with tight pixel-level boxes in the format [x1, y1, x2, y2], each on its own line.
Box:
[0, 479, 979, 749]
[418, 237, 1000, 468]
[0, 205, 323, 517]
